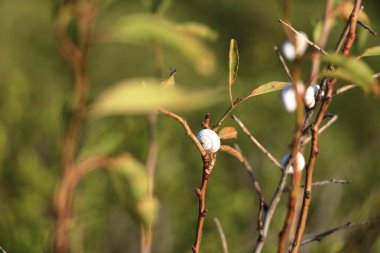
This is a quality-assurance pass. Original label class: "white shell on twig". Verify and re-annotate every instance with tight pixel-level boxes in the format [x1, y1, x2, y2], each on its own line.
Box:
[281, 31, 309, 61]
[280, 85, 297, 112]
[196, 129, 221, 153]
[304, 84, 320, 108]
[281, 152, 306, 174]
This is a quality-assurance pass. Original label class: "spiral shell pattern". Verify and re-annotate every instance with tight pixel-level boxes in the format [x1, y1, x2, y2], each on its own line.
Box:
[196, 129, 221, 153]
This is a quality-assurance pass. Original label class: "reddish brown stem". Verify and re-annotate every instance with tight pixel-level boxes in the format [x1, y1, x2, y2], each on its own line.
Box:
[54, 156, 115, 253]
[278, 70, 304, 252]
[192, 155, 216, 253]
[290, 2, 361, 252]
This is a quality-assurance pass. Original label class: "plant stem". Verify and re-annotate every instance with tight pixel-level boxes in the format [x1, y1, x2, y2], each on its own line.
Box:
[214, 217, 229, 253]
[290, 3, 361, 252]
[192, 155, 216, 253]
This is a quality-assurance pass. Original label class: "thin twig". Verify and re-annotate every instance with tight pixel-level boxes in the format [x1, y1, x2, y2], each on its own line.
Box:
[299, 221, 370, 246]
[254, 168, 290, 253]
[283, 178, 351, 193]
[274, 46, 293, 81]
[291, 2, 362, 252]
[358, 19, 376, 36]
[232, 144, 266, 205]
[278, 19, 328, 55]
[159, 108, 206, 157]
[233, 144, 267, 230]
[300, 115, 338, 147]
[232, 114, 283, 169]
[309, 0, 334, 84]
[212, 98, 241, 131]
[333, 84, 356, 96]
[214, 217, 229, 253]
[0, 246, 7, 253]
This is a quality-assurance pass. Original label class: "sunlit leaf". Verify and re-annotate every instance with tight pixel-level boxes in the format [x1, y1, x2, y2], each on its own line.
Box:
[137, 196, 159, 228]
[321, 54, 379, 95]
[244, 81, 289, 99]
[90, 78, 222, 117]
[218, 126, 238, 140]
[97, 14, 216, 75]
[313, 19, 323, 43]
[229, 39, 239, 86]
[176, 22, 218, 41]
[220, 145, 243, 162]
[358, 46, 380, 58]
[160, 73, 176, 88]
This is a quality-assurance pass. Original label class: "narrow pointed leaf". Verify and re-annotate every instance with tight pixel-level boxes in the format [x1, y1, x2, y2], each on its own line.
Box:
[245, 81, 289, 99]
[321, 54, 379, 94]
[90, 78, 222, 117]
[176, 22, 218, 41]
[160, 74, 175, 88]
[358, 46, 380, 58]
[97, 14, 216, 76]
[229, 39, 239, 86]
[218, 126, 238, 140]
[110, 154, 159, 226]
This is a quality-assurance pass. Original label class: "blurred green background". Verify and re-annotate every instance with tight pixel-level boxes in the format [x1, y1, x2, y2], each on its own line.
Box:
[1, 0, 380, 252]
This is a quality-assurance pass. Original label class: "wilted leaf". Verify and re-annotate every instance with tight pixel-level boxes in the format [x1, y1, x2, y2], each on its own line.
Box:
[97, 14, 216, 75]
[90, 78, 221, 117]
[244, 81, 289, 99]
[176, 22, 218, 41]
[218, 126, 238, 140]
[358, 46, 380, 58]
[219, 145, 243, 162]
[321, 54, 379, 94]
[229, 39, 239, 86]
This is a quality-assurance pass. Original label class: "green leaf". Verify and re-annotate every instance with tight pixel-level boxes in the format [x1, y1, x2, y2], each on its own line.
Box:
[229, 39, 239, 86]
[97, 14, 216, 76]
[312, 19, 323, 43]
[110, 154, 159, 226]
[244, 81, 289, 99]
[321, 54, 379, 94]
[358, 46, 380, 58]
[111, 155, 149, 201]
[176, 22, 218, 41]
[90, 78, 222, 117]
[141, 0, 172, 14]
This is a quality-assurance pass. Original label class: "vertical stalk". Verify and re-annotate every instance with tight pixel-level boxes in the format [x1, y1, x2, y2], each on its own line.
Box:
[141, 40, 163, 253]
[192, 155, 216, 253]
[53, 2, 97, 252]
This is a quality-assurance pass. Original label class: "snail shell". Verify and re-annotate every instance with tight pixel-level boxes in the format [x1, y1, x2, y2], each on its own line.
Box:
[196, 129, 221, 153]
[280, 84, 297, 112]
[281, 31, 308, 61]
[281, 151, 306, 174]
[304, 84, 320, 108]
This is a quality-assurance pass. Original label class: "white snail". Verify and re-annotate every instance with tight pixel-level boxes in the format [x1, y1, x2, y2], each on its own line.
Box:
[304, 84, 320, 108]
[196, 129, 221, 153]
[281, 151, 306, 174]
[281, 31, 309, 61]
[280, 84, 297, 112]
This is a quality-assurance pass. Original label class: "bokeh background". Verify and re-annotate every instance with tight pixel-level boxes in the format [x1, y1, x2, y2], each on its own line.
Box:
[1, 0, 380, 252]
